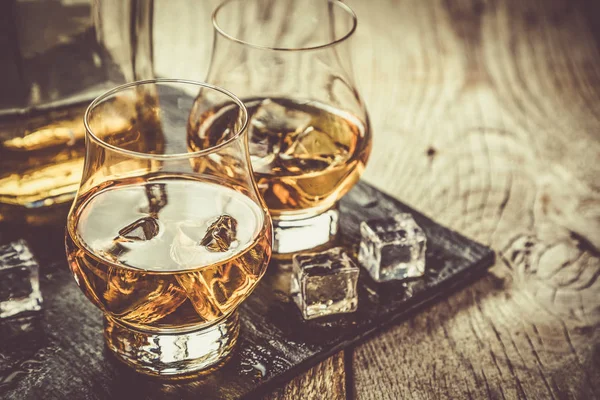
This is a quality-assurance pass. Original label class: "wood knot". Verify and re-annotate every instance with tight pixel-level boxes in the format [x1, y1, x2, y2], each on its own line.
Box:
[426, 147, 437, 162]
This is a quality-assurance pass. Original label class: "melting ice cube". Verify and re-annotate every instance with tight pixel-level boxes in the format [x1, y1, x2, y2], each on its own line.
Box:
[291, 247, 359, 320]
[279, 126, 349, 174]
[200, 214, 238, 252]
[0, 240, 43, 319]
[358, 213, 427, 282]
[117, 217, 160, 242]
[170, 221, 207, 267]
[171, 215, 248, 321]
[248, 99, 312, 167]
[170, 215, 240, 268]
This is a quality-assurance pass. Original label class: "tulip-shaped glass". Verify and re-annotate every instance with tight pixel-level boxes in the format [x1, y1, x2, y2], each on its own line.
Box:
[65, 79, 272, 376]
[203, 0, 372, 253]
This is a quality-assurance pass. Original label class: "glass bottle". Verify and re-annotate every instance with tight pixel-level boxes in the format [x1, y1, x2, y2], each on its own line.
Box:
[0, 0, 154, 224]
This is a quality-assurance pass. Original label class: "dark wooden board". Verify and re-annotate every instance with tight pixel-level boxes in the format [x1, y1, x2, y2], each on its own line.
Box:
[0, 182, 494, 400]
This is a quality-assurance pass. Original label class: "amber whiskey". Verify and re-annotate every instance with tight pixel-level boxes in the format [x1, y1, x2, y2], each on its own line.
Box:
[188, 97, 371, 217]
[66, 174, 271, 331]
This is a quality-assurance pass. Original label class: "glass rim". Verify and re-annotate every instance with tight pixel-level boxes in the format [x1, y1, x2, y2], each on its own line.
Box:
[211, 0, 358, 52]
[83, 78, 249, 161]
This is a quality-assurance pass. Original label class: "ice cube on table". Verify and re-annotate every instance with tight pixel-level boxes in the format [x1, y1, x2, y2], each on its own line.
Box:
[291, 247, 359, 320]
[0, 240, 43, 319]
[280, 126, 349, 174]
[248, 99, 312, 167]
[358, 213, 427, 282]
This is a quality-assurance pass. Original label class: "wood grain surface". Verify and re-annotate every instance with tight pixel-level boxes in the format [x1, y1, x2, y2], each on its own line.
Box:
[139, 0, 599, 398]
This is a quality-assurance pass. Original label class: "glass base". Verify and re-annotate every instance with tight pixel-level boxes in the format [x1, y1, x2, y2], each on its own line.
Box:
[104, 312, 239, 376]
[273, 207, 339, 254]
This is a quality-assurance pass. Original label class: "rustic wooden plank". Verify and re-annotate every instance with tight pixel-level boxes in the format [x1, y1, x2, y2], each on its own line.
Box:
[264, 352, 346, 400]
[343, 0, 600, 398]
[3, 0, 597, 398]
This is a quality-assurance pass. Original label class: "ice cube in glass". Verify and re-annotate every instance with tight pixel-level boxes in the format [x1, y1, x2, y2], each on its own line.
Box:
[248, 98, 312, 166]
[291, 247, 359, 320]
[358, 214, 427, 282]
[279, 126, 350, 174]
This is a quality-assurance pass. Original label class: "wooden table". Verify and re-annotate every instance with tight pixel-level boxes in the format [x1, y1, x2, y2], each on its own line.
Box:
[156, 0, 600, 398]
[1, 0, 594, 398]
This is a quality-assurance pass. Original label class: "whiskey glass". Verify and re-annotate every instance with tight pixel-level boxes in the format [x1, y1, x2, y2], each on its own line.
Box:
[65, 79, 272, 376]
[205, 0, 372, 253]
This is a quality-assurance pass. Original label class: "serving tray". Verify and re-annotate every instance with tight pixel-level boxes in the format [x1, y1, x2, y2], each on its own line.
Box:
[0, 182, 494, 400]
